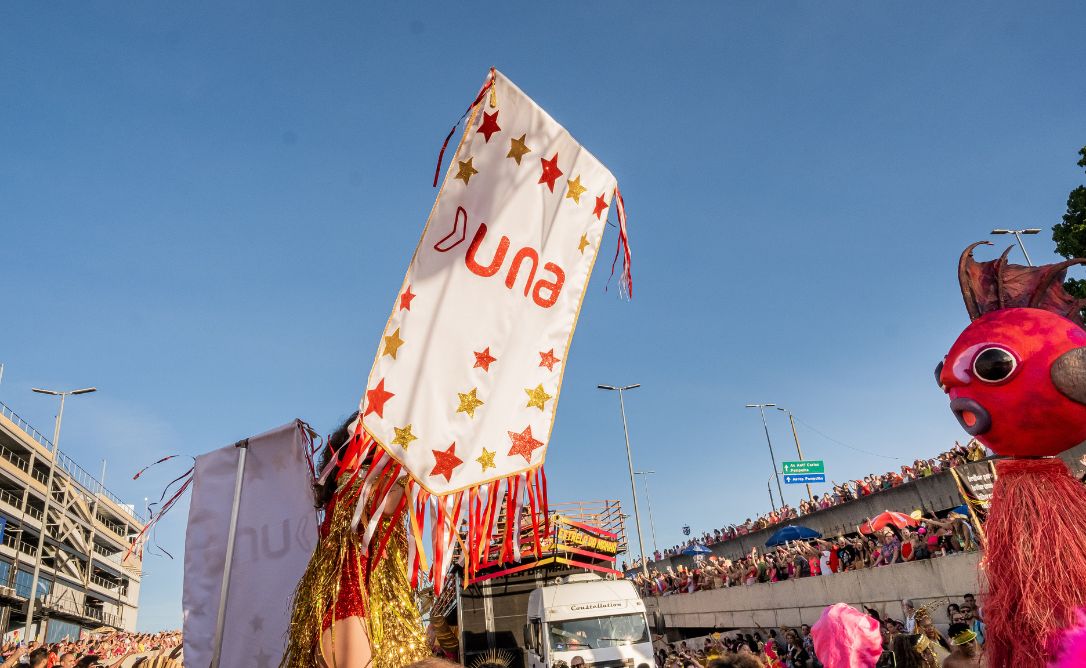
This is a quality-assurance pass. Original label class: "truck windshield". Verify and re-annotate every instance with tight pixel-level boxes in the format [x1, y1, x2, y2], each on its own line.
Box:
[548, 613, 650, 651]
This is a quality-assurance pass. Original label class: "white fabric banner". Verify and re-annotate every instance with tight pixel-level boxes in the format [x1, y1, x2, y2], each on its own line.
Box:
[182, 420, 317, 668]
[361, 68, 618, 496]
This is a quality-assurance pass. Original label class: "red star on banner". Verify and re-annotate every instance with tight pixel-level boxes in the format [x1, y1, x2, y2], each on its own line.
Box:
[430, 442, 463, 482]
[364, 379, 394, 418]
[507, 426, 543, 464]
[538, 153, 563, 192]
[400, 286, 416, 311]
[538, 349, 562, 371]
[477, 110, 501, 143]
[474, 347, 497, 372]
[593, 194, 609, 220]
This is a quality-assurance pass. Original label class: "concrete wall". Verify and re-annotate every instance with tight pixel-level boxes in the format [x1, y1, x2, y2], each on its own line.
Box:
[647, 551, 983, 632]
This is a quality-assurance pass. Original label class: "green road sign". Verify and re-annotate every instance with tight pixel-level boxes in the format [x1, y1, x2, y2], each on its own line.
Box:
[782, 460, 824, 475]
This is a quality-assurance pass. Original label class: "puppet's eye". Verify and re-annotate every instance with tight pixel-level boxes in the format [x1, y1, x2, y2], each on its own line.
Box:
[973, 347, 1016, 382]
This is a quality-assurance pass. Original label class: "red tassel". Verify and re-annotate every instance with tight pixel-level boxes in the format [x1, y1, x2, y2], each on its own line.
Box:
[525, 471, 541, 557]
[539, 466, 550, 538]
[432, 69, 496, 187]
[132, 454, 179, 480]
[608, 187, 633, 298]
[983, 457, 1086, 667]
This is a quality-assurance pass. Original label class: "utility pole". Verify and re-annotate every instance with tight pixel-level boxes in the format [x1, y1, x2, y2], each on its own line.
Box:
[746, 404, 786, 509]
[991, 228, 1041, 267]
[777, 407, 814, 502]
[634, 471, 658, 556]
[26, 386, 96, 642]
[598, 384, 649, 578]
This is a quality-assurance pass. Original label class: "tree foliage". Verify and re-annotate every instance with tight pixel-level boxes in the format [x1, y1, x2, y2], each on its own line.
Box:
[1052, 146, 1086, 299]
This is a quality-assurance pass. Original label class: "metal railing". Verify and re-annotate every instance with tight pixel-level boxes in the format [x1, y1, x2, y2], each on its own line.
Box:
[96, 516, 127, 538]
[30, 468, 48, 486]
[0, 488, 22, 509]
[0, 402, 53, 451]
[2, 532, 38, 558]
[24, 505, 43, 521]
[93, 543, 116, 558]
[81, 605, 121, 627]
[0, 442, 31, 474]
[89, 574, 128, 596]
[0, 400, 147, 524]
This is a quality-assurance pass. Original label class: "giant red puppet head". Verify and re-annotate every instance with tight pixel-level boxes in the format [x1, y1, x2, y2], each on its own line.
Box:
[937, 242, 1086, 457]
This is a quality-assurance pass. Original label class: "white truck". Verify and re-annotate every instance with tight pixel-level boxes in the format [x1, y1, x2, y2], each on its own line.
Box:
[523, 573, 654, 668]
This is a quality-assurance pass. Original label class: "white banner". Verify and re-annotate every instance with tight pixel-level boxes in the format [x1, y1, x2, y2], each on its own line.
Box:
[182, 420, 317, 667]
[361, 68, 618, 496]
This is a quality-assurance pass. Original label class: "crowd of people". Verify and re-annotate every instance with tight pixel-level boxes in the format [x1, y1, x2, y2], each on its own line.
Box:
[656, 593, 987, 666]
[653, 441, 987, 562]
[632, 510, 978, 597]
[0, 631, 182, 668]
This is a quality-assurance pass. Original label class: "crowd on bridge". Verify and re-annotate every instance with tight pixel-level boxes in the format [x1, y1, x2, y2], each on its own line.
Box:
[0, 630, 182, 668]
[651, 440, 986, 562]
[656, 593, 987, 666]
[632, 508, 978, 597]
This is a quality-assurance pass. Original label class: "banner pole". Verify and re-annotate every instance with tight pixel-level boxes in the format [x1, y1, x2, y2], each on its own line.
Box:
[210, 439, 250, 668]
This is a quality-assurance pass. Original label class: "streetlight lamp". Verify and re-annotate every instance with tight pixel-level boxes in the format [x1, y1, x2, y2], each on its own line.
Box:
[598, 383, 649, 578]
[746, 404, 785, 509]
[991, 228, 1042, 267]
[634, 471, 658, 556]
[775, 407, 814, 502]
[26, 386, 96, 641]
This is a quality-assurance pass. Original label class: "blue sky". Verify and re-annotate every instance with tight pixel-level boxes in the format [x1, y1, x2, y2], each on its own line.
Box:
[2, 2, 1084, 631]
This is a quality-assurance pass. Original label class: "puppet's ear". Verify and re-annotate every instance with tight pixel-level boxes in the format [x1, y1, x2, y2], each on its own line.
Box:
[1052, 347, 1086, 404]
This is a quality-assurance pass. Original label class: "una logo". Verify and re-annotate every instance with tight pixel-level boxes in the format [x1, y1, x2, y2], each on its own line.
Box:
[435, 206, 566, 309]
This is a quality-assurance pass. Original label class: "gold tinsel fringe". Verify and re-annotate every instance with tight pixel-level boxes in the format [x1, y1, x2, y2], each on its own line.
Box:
[281, 478, 429, 668]
[368, 518, 429, 668]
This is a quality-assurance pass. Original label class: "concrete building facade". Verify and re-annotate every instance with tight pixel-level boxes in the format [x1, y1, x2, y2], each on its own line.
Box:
[0, 400, 144, 642]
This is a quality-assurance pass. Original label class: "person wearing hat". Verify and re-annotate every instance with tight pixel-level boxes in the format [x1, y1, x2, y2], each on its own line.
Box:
[941, 623, 985, 666]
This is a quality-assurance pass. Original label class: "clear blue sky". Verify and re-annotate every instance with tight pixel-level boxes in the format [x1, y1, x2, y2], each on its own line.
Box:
[2, 2, 1084, 631]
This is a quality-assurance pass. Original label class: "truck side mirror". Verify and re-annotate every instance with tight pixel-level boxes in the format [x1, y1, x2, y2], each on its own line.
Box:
[524, 623, 532, 651]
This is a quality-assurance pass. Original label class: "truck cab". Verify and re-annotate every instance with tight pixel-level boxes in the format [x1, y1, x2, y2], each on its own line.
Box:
[524, 573, 653, 668]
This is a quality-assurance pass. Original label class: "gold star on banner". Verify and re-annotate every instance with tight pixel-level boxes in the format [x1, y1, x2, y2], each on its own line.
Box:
[456, 388, 485, 418]
[392, 424, 418, 450]
[525, 384, 553, 411]
[455, 157, 479, 185]
[476, 448, 496, 472]
[507, 134, 531, 165]
[565, 175, 587, 204]
[382, 328, 405, 359]
[578, 234, 590, 254]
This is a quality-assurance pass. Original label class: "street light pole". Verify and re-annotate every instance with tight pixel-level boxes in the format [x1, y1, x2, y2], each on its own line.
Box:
[26, 386, 96, 641]
[634, 471, 658, 556]
[746, 404, 785, 509]
[776, 407, 814, 502]
[991, 228, 1042, 267]
[598, 384, 649, 578]
[767, 477, 775, 513]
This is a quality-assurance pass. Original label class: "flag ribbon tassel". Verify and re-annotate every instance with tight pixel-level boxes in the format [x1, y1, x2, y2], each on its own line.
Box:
[342, 431, 550, 595]
[608, 186, 633, 298]
[432, 67, 497, 187]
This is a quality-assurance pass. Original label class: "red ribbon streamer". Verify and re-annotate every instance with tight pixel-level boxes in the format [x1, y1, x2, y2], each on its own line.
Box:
[432, 69, 496, 187]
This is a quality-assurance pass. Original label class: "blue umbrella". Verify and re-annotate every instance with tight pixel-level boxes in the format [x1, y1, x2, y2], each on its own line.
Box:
[949, 504, 969, 516]
[682, 544, 712, 556]
[765, 525, 822, 547]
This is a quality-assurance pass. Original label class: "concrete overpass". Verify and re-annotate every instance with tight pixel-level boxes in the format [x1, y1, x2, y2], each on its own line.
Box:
[646, 551, 982, 634]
